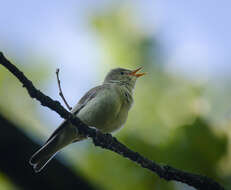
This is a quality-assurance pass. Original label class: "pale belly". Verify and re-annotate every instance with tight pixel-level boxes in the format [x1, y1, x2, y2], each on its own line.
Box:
[76, 88, 129, 133]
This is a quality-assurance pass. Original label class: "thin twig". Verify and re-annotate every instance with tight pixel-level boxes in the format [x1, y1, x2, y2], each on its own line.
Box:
[0, 52, 225, 190]
[56, 68, 72, 111]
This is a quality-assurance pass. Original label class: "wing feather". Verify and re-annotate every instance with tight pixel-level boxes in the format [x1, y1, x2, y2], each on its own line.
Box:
[45, 84, 109, 143]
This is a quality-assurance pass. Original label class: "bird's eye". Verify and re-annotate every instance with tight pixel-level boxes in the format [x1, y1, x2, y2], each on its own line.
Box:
[120, 72, 124, 75]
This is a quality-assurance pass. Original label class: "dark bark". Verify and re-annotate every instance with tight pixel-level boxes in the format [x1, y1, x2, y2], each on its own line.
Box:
[0, 52, 225, 190]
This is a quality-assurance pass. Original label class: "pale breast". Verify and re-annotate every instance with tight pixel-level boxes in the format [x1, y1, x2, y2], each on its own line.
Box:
[77, 85, 123, 132]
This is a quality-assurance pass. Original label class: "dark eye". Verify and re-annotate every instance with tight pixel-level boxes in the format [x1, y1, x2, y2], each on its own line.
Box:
[120, 72, 124, 75]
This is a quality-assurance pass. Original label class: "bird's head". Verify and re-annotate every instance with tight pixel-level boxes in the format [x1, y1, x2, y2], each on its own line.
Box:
[104, 67, 146, 90]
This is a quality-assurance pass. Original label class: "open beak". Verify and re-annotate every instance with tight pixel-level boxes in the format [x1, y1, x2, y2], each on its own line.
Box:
[128, 67, 146, 78]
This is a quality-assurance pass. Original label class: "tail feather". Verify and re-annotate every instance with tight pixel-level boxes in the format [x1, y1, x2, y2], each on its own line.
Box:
[30, 136, 54, 164]
[32, 154, 57, 173]
[29, 136, 59, 172]
[30, 133, 73, 172]
[30, 123, 81, 172]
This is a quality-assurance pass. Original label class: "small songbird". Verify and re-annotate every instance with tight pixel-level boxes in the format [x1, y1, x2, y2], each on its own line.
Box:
[29, 67, 145, 172]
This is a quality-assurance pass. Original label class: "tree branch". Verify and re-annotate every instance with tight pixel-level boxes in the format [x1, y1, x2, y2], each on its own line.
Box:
[0, 52, 225, 190]
[56, 68, 72, 111]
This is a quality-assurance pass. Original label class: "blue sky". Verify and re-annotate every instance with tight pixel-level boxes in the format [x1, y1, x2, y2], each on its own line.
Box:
[154, 0, 231, 79]
[1, 0, 230, 79]
[1, 0, 231, 126]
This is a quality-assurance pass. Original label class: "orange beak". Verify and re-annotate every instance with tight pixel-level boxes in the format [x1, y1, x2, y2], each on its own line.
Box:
[128, 67, 146, 78]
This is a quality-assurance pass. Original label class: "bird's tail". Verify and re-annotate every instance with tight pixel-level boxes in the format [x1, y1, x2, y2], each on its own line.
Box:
[30, 124, 78, 172]
[29, 136, 59, 172]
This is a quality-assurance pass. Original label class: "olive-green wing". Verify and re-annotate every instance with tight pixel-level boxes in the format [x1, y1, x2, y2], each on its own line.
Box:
[45, 84, 109, 143]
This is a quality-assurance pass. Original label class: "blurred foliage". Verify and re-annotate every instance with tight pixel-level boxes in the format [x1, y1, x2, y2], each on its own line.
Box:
[71, 5, 230, 190]
[0, 56, 52, 138]
[0, 3, 230, 190]
[0, 173, 18, 190]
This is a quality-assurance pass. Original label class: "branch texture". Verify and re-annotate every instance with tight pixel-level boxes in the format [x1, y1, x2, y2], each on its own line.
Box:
[0, 52, 225, 190]
[56, 68, 72, 110]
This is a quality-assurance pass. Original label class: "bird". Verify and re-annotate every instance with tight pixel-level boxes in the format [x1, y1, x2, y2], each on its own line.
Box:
[29, 67, 145, 172]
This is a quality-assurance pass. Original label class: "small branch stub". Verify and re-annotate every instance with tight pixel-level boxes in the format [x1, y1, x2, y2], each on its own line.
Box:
[56, 68, 72, 111]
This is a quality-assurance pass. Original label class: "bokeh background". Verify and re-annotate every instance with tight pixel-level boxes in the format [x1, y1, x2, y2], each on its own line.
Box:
[1, 0, 231, 190]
